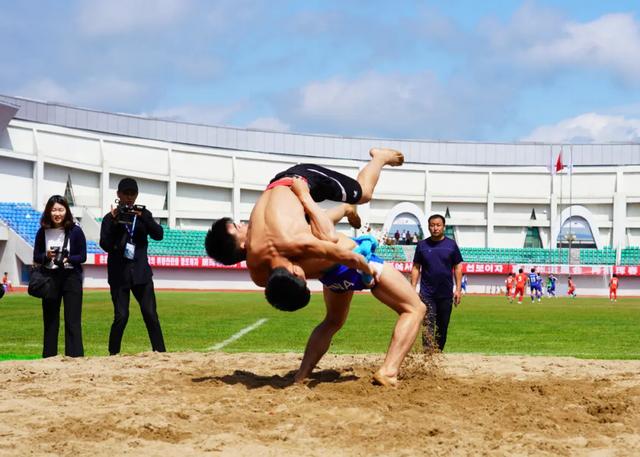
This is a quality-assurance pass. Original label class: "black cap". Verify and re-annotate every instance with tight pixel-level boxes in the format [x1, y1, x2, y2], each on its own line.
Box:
[118, 177, 138, 193]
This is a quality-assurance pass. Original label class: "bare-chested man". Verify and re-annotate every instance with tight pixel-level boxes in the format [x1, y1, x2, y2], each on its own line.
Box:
[281, 187, 425, 386]
[205, 148, 404, 310]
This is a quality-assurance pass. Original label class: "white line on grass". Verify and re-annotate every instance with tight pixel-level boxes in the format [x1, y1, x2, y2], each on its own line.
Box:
[207, 318, 268, 351]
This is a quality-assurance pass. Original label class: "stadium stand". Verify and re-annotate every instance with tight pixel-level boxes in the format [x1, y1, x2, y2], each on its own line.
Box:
[579, 247, 616, 265]
[376, 244, 407, 261]
[0, 202, 103, 253]
[2, 201, 634, 264]
[621, 247, 640, 265]
[460, 247, 570, 264]
[148, 226, 207, 257]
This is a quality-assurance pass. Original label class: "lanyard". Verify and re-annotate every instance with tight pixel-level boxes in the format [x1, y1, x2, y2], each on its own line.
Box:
[126, 215, 137, 242]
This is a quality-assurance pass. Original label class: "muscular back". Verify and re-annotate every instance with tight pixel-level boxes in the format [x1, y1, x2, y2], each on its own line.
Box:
[246, 187, 315, 284]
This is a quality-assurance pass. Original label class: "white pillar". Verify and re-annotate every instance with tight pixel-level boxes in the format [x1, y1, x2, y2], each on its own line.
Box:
[232, 155, 241, 222]
[486, 171, 494, 248]
[168, 148, 177, 228]
[612, 168, 625, 250]
[423, 168, 431, 220]
[32, 128, 44, 209]
[99, 139, 111, 216]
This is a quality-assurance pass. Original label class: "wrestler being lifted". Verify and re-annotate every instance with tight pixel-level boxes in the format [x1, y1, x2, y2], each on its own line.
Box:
[206, 148, 404, 300]
[274, 182, 425, 387]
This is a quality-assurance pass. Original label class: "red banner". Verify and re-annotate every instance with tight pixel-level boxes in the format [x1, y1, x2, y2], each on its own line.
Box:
[92, 254, 247, 269]
[87, 255, 640, 276]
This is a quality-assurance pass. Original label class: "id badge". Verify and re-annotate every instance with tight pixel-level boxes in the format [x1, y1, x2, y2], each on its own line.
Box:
[124, 242, 135, 260]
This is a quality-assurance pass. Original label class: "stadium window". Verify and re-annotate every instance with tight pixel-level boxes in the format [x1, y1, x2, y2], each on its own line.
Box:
[444, 207, 456, 241]
[557, 215, 597, 249]
[64, 174, 75, 206]
[524, 226, 542, 248]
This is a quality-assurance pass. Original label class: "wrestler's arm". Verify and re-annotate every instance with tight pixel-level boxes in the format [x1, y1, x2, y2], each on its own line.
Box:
[279, 234, 374, 275]
[290, 178, 338, 242]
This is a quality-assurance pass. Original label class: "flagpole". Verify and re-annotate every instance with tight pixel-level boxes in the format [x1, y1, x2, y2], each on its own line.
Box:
[549, 146, 553, 264]
[559, 146, 563, 265]
[568, 145, 574, 265]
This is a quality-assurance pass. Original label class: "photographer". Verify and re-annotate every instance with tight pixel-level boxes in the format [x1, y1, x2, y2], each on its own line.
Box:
[33, 195, 86, 358]
[100, 177, 166, 355]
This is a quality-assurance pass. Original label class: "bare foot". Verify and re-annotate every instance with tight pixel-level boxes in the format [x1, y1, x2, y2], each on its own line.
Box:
[372, 370, 398, 388]
[345, 205, 361, 229]
[369, 148, 404, 167]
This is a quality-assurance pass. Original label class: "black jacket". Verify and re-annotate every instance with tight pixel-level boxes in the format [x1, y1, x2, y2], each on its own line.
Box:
[99, 208, 163, 286]
[33, 224, 87, 275]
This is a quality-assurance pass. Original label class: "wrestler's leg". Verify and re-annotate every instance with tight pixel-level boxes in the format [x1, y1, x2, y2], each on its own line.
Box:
[371, 264, 426, 386]
[356, 148, 404, 203]
[294, 288, 353, 383]
[324, 204, 361, 229]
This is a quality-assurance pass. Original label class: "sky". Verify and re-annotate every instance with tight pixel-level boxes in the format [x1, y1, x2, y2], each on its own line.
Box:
[2, 0, 640, 143]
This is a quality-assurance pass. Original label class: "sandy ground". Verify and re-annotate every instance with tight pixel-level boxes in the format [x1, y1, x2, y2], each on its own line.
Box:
[0, 352, 639, 456]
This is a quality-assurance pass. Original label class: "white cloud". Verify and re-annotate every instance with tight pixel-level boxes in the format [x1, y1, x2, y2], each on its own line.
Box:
[282, 71, 513, 139]
[15, 77, 145, 110]
[523, 113, 640, 143]
[77, 0, 190, 36]
[477, 6, 640, 83]
[522, 13, 640, 82]
[246, 117, 290, 132]
[292, 72, 439, 136]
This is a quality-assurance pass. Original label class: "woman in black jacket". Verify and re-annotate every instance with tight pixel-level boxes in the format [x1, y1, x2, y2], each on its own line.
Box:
[33, 195, 87, 357]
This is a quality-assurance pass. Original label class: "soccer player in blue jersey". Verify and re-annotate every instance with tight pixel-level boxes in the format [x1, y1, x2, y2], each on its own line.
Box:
[546, 274, 557, 297]
[528, 268, 542, 302]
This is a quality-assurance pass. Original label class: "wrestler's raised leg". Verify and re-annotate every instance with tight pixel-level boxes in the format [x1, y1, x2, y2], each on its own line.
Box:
[324, 204, 361, 229]
[371, 264, 426, 386]
[294, 288, 353, 383]
[356, 148, 404, 203]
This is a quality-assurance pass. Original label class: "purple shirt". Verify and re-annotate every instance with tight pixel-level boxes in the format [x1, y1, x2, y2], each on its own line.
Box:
[413, 236, 463, 300]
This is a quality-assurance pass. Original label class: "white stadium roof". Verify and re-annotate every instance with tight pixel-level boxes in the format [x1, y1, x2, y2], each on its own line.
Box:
[1, 94, 639, 166]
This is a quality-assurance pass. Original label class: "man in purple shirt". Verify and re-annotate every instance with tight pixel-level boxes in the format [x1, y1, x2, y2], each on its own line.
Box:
[410, 214, 463, 351]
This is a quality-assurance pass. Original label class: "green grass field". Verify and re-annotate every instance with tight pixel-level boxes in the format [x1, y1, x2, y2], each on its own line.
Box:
[1, 291, 639, 361]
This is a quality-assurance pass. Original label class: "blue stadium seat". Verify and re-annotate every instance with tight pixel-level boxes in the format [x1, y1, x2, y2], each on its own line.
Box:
[0, 201, 104, 254]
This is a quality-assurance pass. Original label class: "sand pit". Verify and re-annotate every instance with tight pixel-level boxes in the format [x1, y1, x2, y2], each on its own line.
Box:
[0, 352, 639, 456]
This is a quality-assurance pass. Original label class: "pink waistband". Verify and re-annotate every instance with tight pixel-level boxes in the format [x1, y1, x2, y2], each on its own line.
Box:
[265, 176, 308, 191]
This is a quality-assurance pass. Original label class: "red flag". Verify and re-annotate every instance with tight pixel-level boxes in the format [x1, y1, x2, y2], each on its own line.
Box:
[555, 151, 565, 173]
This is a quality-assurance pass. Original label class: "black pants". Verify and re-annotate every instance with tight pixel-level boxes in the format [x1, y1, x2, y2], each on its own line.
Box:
[108, 281, 166, 354]
[271, 164, 363, 203]
[42, 270, 84, 358]
[421, 296, 453, 352]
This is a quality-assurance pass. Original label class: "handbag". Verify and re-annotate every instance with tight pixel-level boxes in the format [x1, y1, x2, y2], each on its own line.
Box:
[28, 266, 54, 299]
[28, 229, 69, 300]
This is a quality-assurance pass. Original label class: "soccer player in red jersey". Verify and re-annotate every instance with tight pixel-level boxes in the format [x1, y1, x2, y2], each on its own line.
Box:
[609, 274, 619, 302]
[514, 268, 527, 304]
[505, 273, 515, 302]
[567, 276, 577, 298]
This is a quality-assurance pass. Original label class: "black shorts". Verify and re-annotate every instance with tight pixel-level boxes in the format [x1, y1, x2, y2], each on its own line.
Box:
[270, 164, 363, 203]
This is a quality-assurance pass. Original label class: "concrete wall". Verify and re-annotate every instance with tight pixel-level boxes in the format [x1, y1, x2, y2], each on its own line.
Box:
[2, 119, 640, 251]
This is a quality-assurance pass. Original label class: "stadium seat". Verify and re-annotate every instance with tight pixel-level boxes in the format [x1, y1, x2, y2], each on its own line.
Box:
[0, 202, 103, 254]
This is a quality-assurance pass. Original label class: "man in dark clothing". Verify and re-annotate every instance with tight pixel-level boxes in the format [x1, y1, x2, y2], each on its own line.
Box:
[100, 177, 166, 355]
[410, 214, 463, 352]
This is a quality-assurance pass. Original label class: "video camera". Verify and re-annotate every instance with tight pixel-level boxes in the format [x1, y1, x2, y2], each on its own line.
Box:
[116, 203, 146, 225]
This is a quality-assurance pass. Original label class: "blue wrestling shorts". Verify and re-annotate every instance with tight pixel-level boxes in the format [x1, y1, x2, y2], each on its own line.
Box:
[319, 254, 384, 293]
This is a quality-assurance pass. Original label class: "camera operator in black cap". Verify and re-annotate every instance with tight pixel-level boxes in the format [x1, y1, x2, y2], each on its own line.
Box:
[100, 177, 166, 354]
